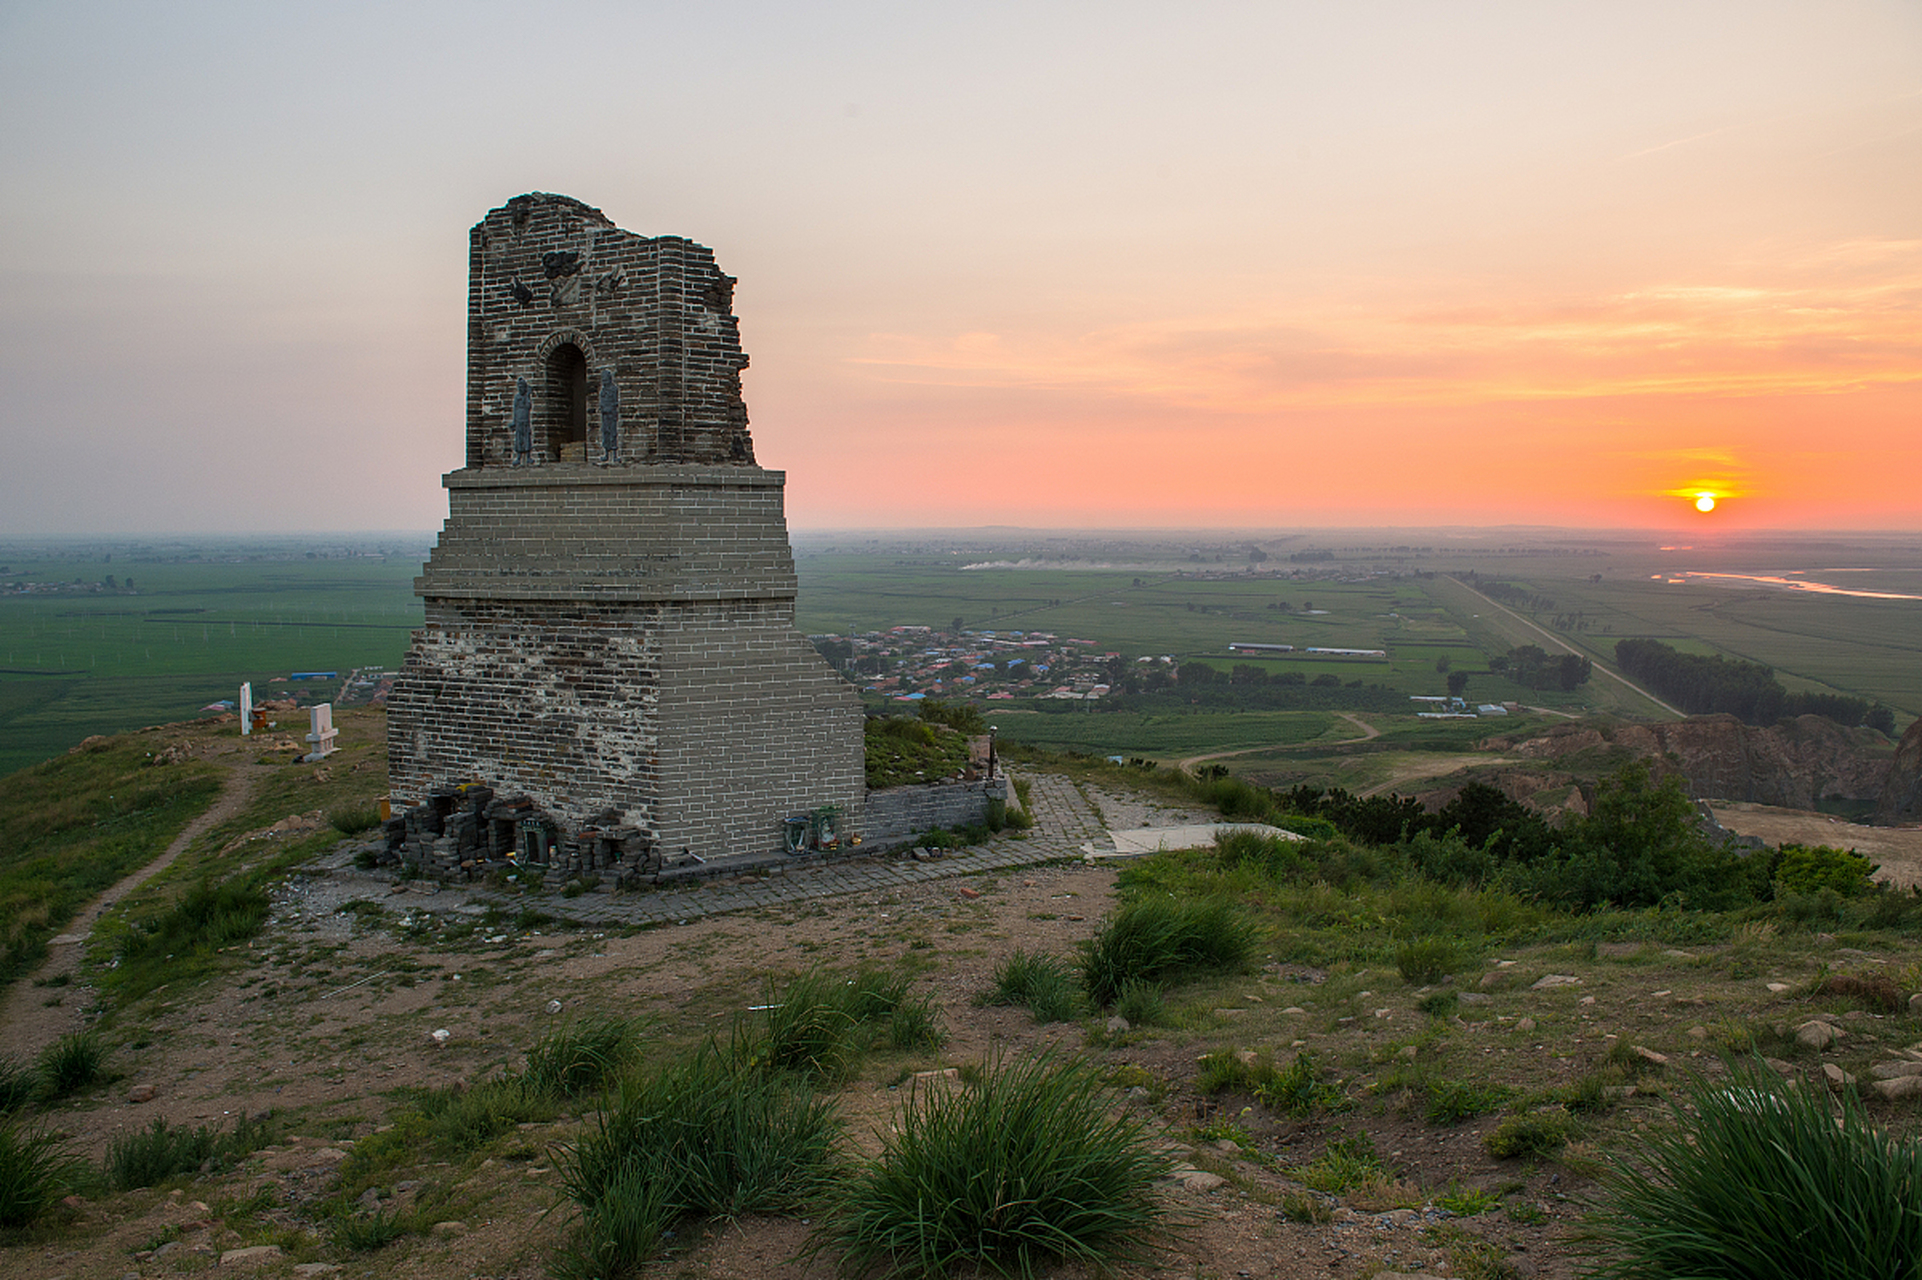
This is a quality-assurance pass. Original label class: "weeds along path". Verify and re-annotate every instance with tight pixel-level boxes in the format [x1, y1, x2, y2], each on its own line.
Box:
[0, 759, 263, 1060]
[1176, 712, 1380, 775]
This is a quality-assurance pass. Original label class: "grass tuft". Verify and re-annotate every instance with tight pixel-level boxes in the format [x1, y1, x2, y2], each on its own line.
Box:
[1079, 897, 1259, 1008]
[557, 1044, 842, 1277]
[1396, 937, 1463, 985]
[979, 949, 1082, 1024]
[1582, 1066, 1922, 1279]
[105, 1111, 276, 1191]
[814, 1050, 1174, 1278]
[523, 1016, 636, 1099]
[35, 1032, 105, 1099]
[0, 1122, 79, 1228]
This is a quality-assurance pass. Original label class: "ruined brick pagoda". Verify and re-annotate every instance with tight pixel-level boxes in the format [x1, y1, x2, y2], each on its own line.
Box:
[386, 193, 863, 880]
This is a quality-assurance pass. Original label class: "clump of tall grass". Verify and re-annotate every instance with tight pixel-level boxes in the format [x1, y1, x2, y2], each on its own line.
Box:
[0, 1122, 80, 1228]
[738, 966, 941, 1079]
[1079, 897, 1259, 1008]
[1582, 1066, 1922, 1279]
[328, 805, 383, 835]
[105, 1111, 276, 1190]
[978, 949, 1082, 1024]
[121, 878, 269, 966]
[1395, 937, 1463, 985]
[35, 1032, 106, 1099]
[332, 1206, 409, 1252]
[554, 1046, 842, 1278]
[813, 1051, 1173, 1278]
[1199, 1049, 1345, 1118]
[523, 1016, 637, 1099]
[0, 1058, 37, 1114]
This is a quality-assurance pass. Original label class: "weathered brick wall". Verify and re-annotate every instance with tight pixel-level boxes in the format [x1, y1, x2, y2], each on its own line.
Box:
[465, 193, 753, 468]
[862, 780, 1010, 849]
[388, 194, 865, 869]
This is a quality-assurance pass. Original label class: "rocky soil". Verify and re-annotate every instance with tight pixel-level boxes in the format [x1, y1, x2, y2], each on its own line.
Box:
[7, 727, 1922, 1280]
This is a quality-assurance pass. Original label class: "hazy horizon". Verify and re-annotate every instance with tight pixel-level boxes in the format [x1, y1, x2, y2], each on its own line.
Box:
[4, 2, 1918, 536]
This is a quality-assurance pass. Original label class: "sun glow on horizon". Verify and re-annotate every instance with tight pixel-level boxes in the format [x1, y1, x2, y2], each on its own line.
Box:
[1695, 493, 1718, 513]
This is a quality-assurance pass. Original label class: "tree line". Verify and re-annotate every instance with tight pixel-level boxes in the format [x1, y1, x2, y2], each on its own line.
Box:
[1615, 638, 1893, 733]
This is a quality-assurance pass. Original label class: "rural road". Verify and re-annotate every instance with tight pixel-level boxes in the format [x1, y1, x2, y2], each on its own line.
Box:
[1445, 577, 1685, 718]
[1177, 712, 1380, 774]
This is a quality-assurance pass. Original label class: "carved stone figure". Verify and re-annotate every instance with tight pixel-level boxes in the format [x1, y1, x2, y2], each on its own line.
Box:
[510, 375, 532, 466]
[598, 369, 621, 464]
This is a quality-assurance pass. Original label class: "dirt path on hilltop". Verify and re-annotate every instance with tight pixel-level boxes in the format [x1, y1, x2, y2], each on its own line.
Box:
[1176, 712, 1380, 773]
[0, 761, 261, 1061]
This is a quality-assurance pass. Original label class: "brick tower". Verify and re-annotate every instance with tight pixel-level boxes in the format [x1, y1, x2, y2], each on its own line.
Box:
[386, 193, 863, 877]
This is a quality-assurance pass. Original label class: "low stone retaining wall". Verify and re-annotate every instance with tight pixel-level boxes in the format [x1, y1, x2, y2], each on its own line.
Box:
[862, 778, 1010, 850]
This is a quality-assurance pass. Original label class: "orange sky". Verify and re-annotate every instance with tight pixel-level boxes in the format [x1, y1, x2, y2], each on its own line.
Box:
[2, 2, 1919, 533]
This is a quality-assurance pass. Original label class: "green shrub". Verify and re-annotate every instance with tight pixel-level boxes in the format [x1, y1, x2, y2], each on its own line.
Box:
[1294, 1133, 1386, 1194]
[328, 805, 383, 835]
[35, 1031, 105, 1099]
[0, 1123, 78, 1228]
[1775, 844, 1878, 898]
[1396, 937, 1462, 985]
[1112, 979, 1166, 1027]
[1198, 1050, 1343, 1118]
[558, 1046, 842, 1276]
[746, 969, 869, 1080]
[0, 1058, 35, 1114]
[1079, 897, 1259, 1007]
[814, 1051, 1173, 1277]
[1257, 1052, 1345, 1118]
[1583, 1066, 1922, 1279]
[1483, 1111, 1570, 1160]
[1425, 1080, 1514, 1126]
[332, 1207, 409, 1251]
[980, 949, 1082, 1024]
[105, 1111, 276, 1191]
[1416, 990, 1460, 1018]
[122, 878, 269, 964]
[884, 990, 947, 1052]
[523, 1016, 636, 1099]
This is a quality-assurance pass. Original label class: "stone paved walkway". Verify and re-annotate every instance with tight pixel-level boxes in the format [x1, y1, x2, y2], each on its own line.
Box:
[517, 771, 1107, 927]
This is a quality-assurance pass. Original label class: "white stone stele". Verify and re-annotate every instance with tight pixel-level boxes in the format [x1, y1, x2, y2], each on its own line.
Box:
[1080, 822, 1306, 860]
[305, 702, 339, 761]
[240, 681, 253, 736]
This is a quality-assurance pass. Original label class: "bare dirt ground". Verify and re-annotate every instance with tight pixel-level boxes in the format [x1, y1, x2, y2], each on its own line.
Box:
[10, 736, 1922, 1280]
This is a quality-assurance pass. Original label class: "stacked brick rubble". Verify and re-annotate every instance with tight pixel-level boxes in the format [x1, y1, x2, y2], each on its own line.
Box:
[387, 193, 864, 882]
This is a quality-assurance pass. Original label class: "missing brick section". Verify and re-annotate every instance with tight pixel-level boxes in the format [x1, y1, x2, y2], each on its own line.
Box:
[380, 785, 657, 888]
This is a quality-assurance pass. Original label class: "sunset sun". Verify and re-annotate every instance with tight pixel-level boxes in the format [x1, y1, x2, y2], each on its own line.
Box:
[1695, 493, 1717, 513]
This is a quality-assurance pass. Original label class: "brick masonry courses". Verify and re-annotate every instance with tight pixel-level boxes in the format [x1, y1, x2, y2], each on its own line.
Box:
[387, 194, 864, 877]
[353, 771, 1104, 928]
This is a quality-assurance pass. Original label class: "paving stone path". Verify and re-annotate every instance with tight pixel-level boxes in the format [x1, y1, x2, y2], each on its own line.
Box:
[522, 771, 1106, 928]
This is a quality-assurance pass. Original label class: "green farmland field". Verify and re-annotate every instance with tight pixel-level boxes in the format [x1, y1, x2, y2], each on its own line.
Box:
[0, 538, 425, 775]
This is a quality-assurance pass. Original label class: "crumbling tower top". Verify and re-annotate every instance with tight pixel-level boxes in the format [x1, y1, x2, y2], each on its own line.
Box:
[464, 192, 755, 470]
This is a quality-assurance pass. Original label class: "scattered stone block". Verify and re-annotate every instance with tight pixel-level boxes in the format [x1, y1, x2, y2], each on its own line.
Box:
[1795, 1021, 1841, 1050]
[1632, 1045, 1669, 1066]
[1823, 1063, 1857, 1088]
[126, 1084, 157, 1103]
[1531, 974, 1580, 990]
[1873, 1075, 1922, 1100]
[1870, 1061, 1922, 1079]
[220, 1245, 285, 1266]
